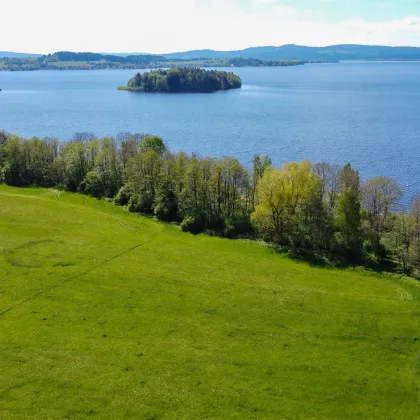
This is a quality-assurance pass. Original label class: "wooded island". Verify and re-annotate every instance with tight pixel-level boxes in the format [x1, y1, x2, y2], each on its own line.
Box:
[118, 68, 242, 93]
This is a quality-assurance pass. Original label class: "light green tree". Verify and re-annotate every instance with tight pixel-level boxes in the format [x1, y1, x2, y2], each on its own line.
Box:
[251, 161, 321, 245]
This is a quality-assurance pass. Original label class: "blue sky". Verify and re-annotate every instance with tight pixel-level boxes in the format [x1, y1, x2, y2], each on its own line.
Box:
[2, 0, 420, 53]
[341, 0, 420, 21]
[243, 0, 420, 22]
[260, 0, 420, 21]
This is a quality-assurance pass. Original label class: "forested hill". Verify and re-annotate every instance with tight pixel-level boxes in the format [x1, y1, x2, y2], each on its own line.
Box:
[45, 51, 168, 64]
[162, 44, 420, 61]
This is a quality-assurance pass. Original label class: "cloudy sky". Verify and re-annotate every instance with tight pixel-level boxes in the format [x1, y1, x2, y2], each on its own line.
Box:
[2, 0, 420, 53]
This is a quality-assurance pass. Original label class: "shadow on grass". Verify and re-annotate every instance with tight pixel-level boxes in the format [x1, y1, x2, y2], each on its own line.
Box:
[362, 258, 402, 276]
[286, 248, 337, 269]
[264, 243, 336, 269]
[271, 244, 408, 278]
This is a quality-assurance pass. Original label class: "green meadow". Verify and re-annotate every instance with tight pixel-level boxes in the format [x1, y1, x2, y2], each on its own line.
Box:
[1, 185, 420, 419]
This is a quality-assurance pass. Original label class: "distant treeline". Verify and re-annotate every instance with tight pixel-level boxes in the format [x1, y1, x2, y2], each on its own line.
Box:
[228, 58, 338, 66]
[1, 130, 419, 277]
[0, 52, 172, 71]
[0, 51, 336, 71]
[119, 68, 242, 93]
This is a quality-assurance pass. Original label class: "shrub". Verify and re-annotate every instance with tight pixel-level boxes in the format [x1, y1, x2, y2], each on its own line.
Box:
[128, 192, 154, 214]
[114, 185, 132, 206]
[181, 216, 203, 234]
[153, 184, 179, 222]
[223, 216, 254, 239]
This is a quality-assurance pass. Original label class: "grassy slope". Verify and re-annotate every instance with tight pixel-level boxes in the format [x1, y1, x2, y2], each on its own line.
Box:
[0, 185, 420, 419]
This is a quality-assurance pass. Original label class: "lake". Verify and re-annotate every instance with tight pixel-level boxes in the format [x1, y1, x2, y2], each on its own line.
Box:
[1, 63, 419, 205]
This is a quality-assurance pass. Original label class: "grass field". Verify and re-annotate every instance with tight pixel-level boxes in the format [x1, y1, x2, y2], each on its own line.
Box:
[1, 185, 420, 419]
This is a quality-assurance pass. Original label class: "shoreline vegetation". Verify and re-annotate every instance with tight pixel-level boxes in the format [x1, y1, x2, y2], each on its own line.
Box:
[118, 68, 242, 93]
[0, 51, 338, 72]
[1, 130, 420, 279]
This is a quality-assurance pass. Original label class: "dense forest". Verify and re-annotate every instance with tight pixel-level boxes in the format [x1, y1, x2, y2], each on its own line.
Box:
[119, 68, 242, 93]
[0, 51, 333, 71]
[0, 53, 171, 71]
[1, 130, 419, 278]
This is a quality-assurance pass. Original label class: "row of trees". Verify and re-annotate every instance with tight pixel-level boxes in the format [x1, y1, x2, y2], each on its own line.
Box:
[0, 53, 181, 72]
[1, 130, 419, 277]
[42, 52, 168, 64]
[228, 58, 305, 67]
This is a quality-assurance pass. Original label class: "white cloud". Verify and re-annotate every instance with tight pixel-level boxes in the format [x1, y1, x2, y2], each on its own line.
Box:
[254, 0, 277, 4]
[272, 5, 299, 15]
[1, 0, 420, 53]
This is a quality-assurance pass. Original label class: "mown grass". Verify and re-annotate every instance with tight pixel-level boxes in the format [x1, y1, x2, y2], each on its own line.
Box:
[1, 185, 420, 419]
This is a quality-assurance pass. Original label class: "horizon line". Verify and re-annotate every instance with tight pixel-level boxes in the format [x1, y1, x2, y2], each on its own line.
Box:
[2, 42, 420, 56]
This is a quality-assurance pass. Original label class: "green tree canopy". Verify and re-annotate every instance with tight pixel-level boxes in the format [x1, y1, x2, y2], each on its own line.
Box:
[121, 68, 242, 93]
[251, 161, 321, 245]
[138, 136, 166, 156]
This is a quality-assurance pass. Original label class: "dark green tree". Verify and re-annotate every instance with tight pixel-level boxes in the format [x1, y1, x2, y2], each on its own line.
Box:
[138, 136, 166, 156]
[335, 163, 362, 263]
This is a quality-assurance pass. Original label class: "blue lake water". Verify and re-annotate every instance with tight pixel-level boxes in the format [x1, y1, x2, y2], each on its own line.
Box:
[0, 62, 419, 204]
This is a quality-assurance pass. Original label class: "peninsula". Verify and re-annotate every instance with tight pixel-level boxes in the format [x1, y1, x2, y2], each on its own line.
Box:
[118, 68, 242, 93]
[0, 51, 334, 72]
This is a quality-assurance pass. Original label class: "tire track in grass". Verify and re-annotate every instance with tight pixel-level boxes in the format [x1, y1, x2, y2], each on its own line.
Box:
[0, 238, 155, 319]
[0, 190, 163, 318]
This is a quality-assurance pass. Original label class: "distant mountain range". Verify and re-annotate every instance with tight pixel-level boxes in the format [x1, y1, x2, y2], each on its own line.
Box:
[160, 44, 420, 61]
[3, 45, 420, 61]
[0, 51, 40, 58]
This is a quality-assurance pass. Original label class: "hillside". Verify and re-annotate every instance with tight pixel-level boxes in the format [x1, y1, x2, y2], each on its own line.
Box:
[162, 44, 420, 61]
[1, 185, 420, 418]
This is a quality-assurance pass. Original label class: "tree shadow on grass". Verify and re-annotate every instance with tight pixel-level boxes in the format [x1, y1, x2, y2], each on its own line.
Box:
[268, 244, 336, 269]
[286, 248, 337, 269]
[271, 244, 408, 278]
